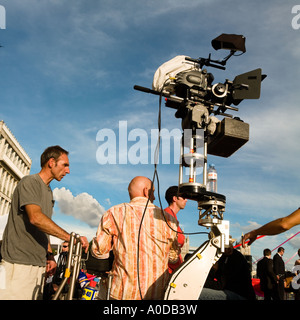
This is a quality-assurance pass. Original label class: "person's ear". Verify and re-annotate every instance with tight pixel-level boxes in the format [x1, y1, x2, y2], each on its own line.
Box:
[48, 157, 56, 168]
[143, 187, 149, 198]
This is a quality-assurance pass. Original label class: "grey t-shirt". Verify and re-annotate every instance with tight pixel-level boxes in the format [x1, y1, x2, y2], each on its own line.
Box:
[1, 173, 54, 267]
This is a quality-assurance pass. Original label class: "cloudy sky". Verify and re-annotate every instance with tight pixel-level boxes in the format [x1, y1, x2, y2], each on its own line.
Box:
[0, 0, 300, 269]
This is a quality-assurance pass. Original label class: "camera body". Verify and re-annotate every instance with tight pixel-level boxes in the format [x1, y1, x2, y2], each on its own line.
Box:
[134, 33, 265, 186]
[152, 52, 264, 157]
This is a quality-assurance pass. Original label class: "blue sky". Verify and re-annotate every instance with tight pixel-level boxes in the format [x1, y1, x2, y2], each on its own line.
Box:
[0, 0, 300, 270]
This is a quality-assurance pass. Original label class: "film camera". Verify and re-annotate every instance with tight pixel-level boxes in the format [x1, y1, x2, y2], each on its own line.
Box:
[134, 34, 266, 201]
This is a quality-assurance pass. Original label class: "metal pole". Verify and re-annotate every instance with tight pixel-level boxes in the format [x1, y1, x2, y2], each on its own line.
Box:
[106, 273, 113, 300]
[66, 234, 82, 300]
[52, 233, 76, 300]
[203, 132, 208, 187]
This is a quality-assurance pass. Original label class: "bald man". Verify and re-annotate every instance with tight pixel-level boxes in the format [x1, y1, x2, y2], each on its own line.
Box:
[92, 176, 178, 300]
[127, 176, 155, 202]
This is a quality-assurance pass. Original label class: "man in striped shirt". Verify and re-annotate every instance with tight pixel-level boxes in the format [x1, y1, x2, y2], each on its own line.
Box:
[92, 176, 178, 300]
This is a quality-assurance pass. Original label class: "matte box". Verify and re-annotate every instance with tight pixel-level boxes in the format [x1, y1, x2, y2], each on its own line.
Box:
[207, 118, 249, 157]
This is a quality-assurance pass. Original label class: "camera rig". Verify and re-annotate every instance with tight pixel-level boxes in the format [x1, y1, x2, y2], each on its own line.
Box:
[134, 34, 266, 299]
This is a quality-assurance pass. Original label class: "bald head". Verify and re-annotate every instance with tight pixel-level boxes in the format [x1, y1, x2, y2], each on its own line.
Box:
[128, 176, 155, 202]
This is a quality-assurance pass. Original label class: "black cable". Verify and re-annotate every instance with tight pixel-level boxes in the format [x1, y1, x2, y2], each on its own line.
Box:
[136, 170, 156, 300]
[136, 79, 208, 299]
[154, 81, 209, 236]
[136, 83, 164, 300]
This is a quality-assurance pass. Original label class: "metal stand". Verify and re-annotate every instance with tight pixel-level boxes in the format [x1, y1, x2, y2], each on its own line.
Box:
[52, 232, 82, 300]
[165, 128, 229, 300]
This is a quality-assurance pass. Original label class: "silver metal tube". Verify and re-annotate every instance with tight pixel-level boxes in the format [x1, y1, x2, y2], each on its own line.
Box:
[74, 245, 82, 280]
[66, 234, 82, 300]
[106, 273, 113, 300]
[52, 232, 76, 300]
[66, 232, 76, 274]
[52, 277, 68, 300]
[203, 137, 208, 186]
[178, 136, 183, 185]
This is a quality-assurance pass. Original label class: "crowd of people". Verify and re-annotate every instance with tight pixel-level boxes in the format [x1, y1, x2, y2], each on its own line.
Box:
[254, 247, 300, 300]
[0, 145, 300, 300]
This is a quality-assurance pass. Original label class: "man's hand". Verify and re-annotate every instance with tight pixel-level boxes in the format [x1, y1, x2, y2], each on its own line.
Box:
[80, 236, 89, 253]
[242, 231, 257, 248]
[46, 258, 57, 276]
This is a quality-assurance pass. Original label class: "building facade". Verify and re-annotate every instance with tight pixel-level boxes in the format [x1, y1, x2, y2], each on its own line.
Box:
[0, 120, 32, 216]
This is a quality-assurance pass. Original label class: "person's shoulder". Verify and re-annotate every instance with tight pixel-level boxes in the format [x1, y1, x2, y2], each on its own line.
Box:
[295, 259, 300, 265]
[159, 207, 178, 224]
[103, 202, 127, 215]
[257, 258, 263, 266]
[17, 173, 37, 187]
[233, 248, 244, 257]
[21, 173, 38, 182]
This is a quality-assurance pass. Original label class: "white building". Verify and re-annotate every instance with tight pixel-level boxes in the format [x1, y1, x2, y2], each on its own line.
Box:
[0, 120, 32, 216]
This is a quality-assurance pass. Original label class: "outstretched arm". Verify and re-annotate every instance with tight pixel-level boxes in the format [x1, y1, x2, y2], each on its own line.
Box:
[242, 208, 300, 247]
[25, 204, 89, 252]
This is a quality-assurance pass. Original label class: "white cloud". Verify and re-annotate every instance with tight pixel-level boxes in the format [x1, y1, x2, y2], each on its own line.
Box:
[53, 187, 105, 228]
[54, 220, 97, 242]
[235, 221, 262, 234]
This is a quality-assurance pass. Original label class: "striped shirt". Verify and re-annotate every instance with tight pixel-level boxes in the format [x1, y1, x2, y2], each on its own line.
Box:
[92, 197, 178, 300]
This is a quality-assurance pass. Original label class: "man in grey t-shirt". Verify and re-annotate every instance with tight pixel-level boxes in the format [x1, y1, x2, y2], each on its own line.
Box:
[0, 145, 89, 300]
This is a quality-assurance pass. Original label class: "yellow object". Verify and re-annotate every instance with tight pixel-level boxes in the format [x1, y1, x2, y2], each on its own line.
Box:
[64, 268, 71, 278]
